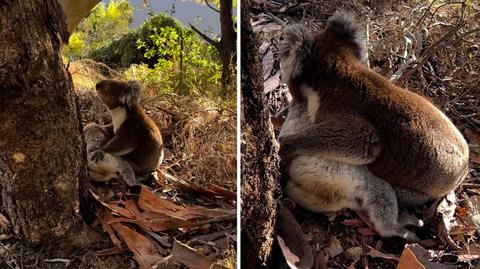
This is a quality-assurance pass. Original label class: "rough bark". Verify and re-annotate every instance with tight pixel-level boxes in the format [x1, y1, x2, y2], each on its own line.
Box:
[241, 2, 281, 267]
[191, 0, 236, 95]
[219, 0, 236, 93]
[0, 0, 95, 249]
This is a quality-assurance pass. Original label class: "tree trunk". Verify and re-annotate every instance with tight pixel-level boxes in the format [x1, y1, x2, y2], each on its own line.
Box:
[219, 0, 236, 95]
[241, 1, 281, 267]
[0, 0, 95, 250]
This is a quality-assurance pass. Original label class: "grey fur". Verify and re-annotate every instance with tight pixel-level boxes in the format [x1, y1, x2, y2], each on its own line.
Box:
[84, 122, 139, 186]
[279, 24, 313, 83]
[119, 80, 142, 107]
[325, 11, 367, 63]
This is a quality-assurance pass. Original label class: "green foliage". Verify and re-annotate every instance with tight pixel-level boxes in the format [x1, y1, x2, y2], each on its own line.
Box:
[134, 14, 222, 96]
[65, 2, 224, 99]
[64, 0, 133, 59]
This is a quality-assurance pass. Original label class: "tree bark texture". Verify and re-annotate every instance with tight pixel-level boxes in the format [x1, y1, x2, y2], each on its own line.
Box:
[241, 2, 281, 267]
[0, 0, 90, 247]
[219, 0, 236, 92]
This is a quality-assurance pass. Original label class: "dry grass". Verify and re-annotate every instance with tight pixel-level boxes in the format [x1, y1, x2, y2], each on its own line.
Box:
[73, 60, 236, 192]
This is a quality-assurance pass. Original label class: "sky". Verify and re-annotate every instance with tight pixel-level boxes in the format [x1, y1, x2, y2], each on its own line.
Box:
[104, 0, 222, 38]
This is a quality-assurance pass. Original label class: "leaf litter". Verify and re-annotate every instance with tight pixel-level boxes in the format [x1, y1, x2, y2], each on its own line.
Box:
[90, 177, 236, 269]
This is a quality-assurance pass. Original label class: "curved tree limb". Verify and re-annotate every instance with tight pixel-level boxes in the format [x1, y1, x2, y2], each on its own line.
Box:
[189, 23, 221, 50]
[205, 0, 220, 13]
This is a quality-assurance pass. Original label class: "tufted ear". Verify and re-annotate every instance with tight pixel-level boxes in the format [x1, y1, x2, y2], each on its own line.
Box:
[119, 80, 142, 107]
[325, 11, 367, 63]
[279, 24, 313, 83]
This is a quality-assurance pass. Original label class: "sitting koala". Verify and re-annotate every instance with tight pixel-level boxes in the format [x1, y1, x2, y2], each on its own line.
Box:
[279, 101, 419, 242]
[84, 122, 139, 186]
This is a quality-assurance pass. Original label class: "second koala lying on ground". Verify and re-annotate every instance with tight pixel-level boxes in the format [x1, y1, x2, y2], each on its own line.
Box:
[84, 122, 138, 186]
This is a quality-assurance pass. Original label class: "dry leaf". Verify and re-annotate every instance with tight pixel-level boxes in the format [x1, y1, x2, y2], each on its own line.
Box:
[340, 219, 366, 227]
[111, 223, 163, 268]
[263, 48, 274, 81]
[278, 236, 300, 269]
[458, 244, 480, 262]
[437, 192, 461, 250]
[264, 72, 281, 94]
[314, 251, 328, 269]
[98, 208, 123, 248]
[366, 248, 399, 261]
[277, 205, 314, 268]
[271, 115, 285, 130]
[357, 227, 377, 236]
[138, 187, 232, 220]
[96, 246, 128, 257]
[471, 153, 480, 164]
[324, 237, 344, 258]
[171, 240, 226, 269]
[90, 189, 134, 218]
[397, 244, 456, 269]
[0, 213, 10, 232]
[465, 129, 480, 145]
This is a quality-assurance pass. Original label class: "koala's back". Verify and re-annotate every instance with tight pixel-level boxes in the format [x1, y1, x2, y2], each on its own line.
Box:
[126, 105, 163, 173]
[353, 70, 469, 197]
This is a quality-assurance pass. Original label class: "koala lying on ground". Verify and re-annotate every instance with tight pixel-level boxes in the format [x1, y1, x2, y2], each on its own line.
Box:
[84, 122, 138, 186]
[278, 11, 469, 241]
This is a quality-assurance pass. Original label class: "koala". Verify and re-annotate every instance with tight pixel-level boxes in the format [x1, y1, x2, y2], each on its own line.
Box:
[279, 101, 418, 241]
[84, 122, 138, 186]
[93, 80, 164, 176]
[279, 11, 469, 206]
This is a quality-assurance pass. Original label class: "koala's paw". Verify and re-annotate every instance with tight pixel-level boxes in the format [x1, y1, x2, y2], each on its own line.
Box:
[397, 228, 420, 243]
[91, 150, 105, 163]
[363, 132, 381, 161]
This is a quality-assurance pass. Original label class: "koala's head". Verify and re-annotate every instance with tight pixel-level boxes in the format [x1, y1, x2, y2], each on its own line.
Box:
[95, 79, 142, 109]
[279, 11, 366, 97]
[83, 123, 110, 151]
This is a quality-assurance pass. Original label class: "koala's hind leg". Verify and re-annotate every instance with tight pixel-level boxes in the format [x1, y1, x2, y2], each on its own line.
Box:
[398, 208, 424, 228]
[357, 172, 419, 242]
[393, 185, 435, 207]
[115, 158, 139, 187]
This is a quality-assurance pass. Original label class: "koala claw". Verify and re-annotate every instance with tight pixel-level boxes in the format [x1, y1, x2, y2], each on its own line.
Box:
[91, 150, 105, 163]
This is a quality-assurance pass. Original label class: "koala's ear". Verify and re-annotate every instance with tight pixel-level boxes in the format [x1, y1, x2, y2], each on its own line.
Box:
[325, 11, 367, 63]
[119, 80, 142, 107]
[279, 24, 312, 82]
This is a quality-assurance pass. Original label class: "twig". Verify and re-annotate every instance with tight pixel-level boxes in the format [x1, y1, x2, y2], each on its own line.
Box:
[428, 1, 466, 25]
[189, 23, 220, 50]
[44, 259, 71, 266]
[204, 0, 220, 13]
[396, 21, 466, 82]
[195, 213, 236, 226]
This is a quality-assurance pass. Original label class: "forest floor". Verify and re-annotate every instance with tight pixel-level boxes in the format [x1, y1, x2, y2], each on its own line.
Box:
[250, 0, 480, 268]
[0, 60, 237, 269]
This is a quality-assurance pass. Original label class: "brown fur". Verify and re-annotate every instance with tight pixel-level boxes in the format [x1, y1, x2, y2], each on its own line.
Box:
[281, 12, 469, 200]
[95, 79, 164, 174]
